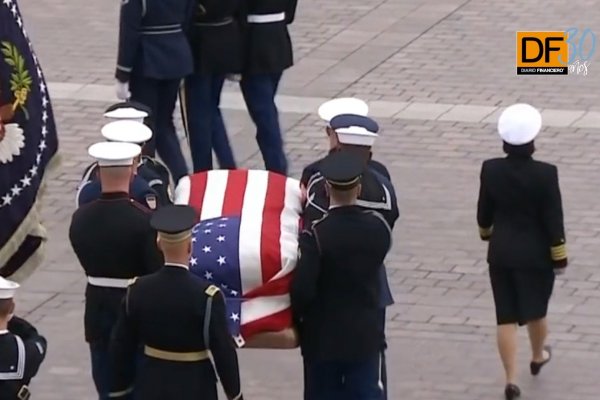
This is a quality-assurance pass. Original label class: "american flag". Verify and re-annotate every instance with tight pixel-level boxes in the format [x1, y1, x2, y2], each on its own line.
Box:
[175, 170, 303, 346]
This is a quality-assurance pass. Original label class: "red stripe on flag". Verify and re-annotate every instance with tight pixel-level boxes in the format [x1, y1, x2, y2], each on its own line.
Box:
[244, 273, 292, 299]
[221, 170, 248, 216]
[260, 172, 286, 283]
[188, 173, 208, 219]
[241, 308, 292, 339]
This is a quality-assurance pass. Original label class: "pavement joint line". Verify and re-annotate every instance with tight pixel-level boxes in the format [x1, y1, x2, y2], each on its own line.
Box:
[47, 81, 600, 129]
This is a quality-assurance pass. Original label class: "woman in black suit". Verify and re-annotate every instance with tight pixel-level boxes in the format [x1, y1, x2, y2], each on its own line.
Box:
[477, 103, 568, 400]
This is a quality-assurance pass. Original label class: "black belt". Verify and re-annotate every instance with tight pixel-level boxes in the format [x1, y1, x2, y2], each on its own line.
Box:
[140, 24, 182, 34]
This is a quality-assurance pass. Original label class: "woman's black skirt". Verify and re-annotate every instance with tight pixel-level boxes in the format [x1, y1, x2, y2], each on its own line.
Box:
[489, 266, 555, 325]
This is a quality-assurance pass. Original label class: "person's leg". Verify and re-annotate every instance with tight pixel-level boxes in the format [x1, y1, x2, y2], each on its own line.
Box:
[89, 342, 110, 400]
[304, 359, 344, 400]
[489, 267, 520, 386]
[181, 74, 214, 172]
[377, 308, 388, 399]
[342, 355, 384, 400]
[129, 75, 159, 157]
[520, 269, 555, 370]
[155, 80, 189, 183]
[240, 72, 287, 174]
[210, 75, 236, 169]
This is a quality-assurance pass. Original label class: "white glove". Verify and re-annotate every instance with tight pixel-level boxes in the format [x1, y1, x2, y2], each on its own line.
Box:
[115, 80, 130, 100]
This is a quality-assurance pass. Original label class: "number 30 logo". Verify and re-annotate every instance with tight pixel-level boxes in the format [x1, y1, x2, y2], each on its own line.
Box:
[558, 27, 597, 64]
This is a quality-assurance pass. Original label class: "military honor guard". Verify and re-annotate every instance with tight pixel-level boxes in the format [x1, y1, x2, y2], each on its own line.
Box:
[238, 0, 298, 175]
[291, 150, 392, 400]
[114, 0, 195, 184]
[109, 205, 243, 400]
[69, 142, 163, 399]
[179, 0, 242, 172]
[477, 103, 566, 400]
[76, 120, 166, 209]
[0, 277, 47, 400]
[300, 105, 398, 399]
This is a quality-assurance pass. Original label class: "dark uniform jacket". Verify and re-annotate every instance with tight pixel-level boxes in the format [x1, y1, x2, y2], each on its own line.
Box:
[290, 206, 392, 362]
[188, 0, 243, 74]
[109, 265, 242, 400]
[239, 0, 298, 73]
[116, 0, 197, 82]
[300, 153, 399, 307]
[68, 192, 163, 343]
[0, 317, 47, 399]
[477, 155, 567, 269]
[77, 158, 171, 209]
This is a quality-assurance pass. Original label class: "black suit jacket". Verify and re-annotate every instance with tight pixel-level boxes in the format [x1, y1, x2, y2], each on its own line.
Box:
[290, 206, 392, 362]
[477, 155, 567, 269]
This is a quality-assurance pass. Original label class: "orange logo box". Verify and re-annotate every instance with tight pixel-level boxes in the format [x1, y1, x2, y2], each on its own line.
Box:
[516, 32, 569, 75]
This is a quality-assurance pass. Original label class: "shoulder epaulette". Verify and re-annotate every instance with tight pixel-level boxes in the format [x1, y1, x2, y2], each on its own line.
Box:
[205, 285, 219, 297]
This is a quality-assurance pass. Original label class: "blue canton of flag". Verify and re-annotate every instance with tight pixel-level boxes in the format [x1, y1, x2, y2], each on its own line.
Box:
[190, 216, 243, 338]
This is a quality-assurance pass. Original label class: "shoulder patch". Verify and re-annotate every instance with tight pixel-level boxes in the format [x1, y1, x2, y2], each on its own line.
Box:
[205, 285, 219, 297]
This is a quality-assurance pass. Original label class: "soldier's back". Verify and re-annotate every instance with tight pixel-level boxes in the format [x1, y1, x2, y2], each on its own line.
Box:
[126, 265, 218, 399]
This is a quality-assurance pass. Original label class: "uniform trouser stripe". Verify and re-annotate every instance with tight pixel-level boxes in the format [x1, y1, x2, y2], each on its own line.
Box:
[178, 82, 191, 148]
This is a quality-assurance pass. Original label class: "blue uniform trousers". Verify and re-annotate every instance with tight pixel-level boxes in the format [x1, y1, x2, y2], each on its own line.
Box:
[240, 72, 287, 175]
[130, 75, 189, 183]
[182, 74, 236, 172]
[304, 355, 384, 400]
[89, 342, 111, 400]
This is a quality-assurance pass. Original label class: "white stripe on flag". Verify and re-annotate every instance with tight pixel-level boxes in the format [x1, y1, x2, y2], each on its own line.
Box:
[275, 177, 302, 280]
[173, 176, 191, 205]
[238, 170, 269, 294]
[241, 294, 290, 325]
[200, 170, 229, 220]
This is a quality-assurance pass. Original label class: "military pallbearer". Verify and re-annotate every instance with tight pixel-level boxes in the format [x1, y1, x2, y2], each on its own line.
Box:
[109, 205, 243, 400]
[69, 142, 163, 399]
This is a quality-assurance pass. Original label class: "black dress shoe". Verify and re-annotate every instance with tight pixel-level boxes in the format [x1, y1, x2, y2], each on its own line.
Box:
[530, 345, 552, 376]
[504, 384, 521, 400]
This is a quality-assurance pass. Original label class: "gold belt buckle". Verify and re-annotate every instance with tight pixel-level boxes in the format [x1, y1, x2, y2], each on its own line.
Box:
[17, 385, 31, 400]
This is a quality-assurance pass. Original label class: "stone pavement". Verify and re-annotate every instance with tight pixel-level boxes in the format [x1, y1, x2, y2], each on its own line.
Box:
[7, 0, 600, 399]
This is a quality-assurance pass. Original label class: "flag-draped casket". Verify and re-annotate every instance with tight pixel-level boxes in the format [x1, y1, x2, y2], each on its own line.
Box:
[174, 170, 302, 348]
[0, 0, 59, 280]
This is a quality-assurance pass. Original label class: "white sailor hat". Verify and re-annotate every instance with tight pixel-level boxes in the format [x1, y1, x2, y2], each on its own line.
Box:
[101, 120, 152, 145]
[103, 101, 150, 123]
[318, 97, 369, 123]
[0, 277, 19, 299]
[330, 114, 379, 147]
[88, 141, 141, 167]
[497, 103, 542, 145]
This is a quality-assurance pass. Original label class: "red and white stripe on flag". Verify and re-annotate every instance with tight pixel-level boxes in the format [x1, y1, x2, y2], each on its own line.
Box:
[175, 170, 303, 338]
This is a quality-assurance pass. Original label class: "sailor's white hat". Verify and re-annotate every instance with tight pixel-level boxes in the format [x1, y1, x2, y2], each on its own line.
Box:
[101, 120, 152, 145]
[498, 103, 542, 145]
[318, 98, 369, 123]
[88, 141, 141, 167]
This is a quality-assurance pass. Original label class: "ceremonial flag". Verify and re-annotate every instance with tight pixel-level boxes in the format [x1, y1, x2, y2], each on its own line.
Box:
[0, 0, 59, 280]
[176, 170, 303, 345]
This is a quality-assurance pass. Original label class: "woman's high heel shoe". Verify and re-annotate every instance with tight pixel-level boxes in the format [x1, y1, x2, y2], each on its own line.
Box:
[504, 383, 521, 400]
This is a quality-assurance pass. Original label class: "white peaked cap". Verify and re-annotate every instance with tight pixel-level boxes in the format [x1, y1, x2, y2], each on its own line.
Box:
[101, 120, 152, 144]
[0, 277, 19, 299]
[336, 126, 378, 146]
[104, 107, 148, 123]
[317, 98, 369, 122]
[497, 103, 542, 145]
[88, 141, 141, 167]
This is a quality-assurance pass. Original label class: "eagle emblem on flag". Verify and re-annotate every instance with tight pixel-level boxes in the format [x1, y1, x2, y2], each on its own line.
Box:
[176, 170, 302, 347]
[0, 0, 59, 280]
